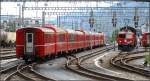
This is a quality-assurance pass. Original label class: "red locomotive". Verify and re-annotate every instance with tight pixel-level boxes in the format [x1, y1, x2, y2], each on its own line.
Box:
[117, 26, 137, 51]
[140, 32, 150, 47]
[16, 25, 105, 62]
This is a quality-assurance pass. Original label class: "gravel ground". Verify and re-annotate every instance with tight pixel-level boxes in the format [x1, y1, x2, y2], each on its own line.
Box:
[128, 56, 150, 70]
[34, 47, 149, 80]
[95, 49, 149, 80]
[34, 47, 106, 80]
[35, 57, 94, 80]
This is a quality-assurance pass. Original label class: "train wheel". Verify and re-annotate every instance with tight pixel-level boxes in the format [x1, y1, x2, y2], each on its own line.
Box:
[51, 54, 55, 59]
[44, 55, 49, 62]
[48, 54, 51, 60]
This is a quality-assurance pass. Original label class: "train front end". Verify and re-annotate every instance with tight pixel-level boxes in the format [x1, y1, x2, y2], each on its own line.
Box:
[141, 32, 150, 47]
[117, 31, 136, 51]
[16, 27, 44, 63]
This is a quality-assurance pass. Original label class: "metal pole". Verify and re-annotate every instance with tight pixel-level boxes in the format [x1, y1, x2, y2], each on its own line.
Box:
[17, 4, 21, 23]
[89, 9, 94, 54]
[58, 16, 60, 28]
[42, 11, 45, 27]
[22, 2, 25, 27]
[149, 2, 150, 67]
[91, 25, 93, 54]
[112, 11, 117, 51]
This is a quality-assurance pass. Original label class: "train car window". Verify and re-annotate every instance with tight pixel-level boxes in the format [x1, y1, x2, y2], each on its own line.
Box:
[70, 34, 74, 42]
[88, 36, 90, 40]
[50, 35, 54, 43]
[119, 34, 125, 38]
[44, 34, 49, 43]
[28, 34, 32, 43]
[58, 34, 64, 42]
[44, 34, 54, 43]
[147, 34, 150, 41]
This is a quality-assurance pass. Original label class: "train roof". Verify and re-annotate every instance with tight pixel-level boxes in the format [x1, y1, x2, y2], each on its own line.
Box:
[75, 30, 90, 35]
[120, 26, 136, 34]
[65, 29, 76, 33]
[65, 29, 83, 35]
[142, 32, 150, 35]
[44, 24, 66, 33]
[17, 27, 55, 33]
[38, 27, 55, 32]
[118, 31, 133, 34]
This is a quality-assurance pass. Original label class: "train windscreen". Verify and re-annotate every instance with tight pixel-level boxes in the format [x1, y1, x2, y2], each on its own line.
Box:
[119, 34, 125, 38]
[126, 32, 132, 39]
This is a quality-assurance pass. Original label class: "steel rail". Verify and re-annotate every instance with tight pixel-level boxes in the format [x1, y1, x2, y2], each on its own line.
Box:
[78, 48, 133, 81]
[121, 56, 150, 77]
[4, 63, 57, 81]
[0, 54, 16, 60]
[111, 51, 150, 78]
[3, 64, 27, 81]
[66, 46, 116, 81]
[0, 60, 22, 73]
[0, 51, 16, 55]
[66, 46, 133, 81]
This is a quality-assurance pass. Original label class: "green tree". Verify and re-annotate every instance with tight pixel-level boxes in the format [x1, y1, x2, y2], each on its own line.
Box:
[110, 29, 119, 43]
[144, 53, 150, 66]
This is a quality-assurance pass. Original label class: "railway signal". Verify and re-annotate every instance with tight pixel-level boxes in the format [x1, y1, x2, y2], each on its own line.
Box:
[89, 9, 94, 54]
[112, 11, 117, 51]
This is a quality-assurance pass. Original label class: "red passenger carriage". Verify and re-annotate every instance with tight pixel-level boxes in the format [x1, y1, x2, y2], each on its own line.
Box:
[141, 32, 150, 47]
[16, 25, 105, 62]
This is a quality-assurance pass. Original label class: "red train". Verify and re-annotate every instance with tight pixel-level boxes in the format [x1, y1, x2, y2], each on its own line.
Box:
[140, 32, 150, 47]
[117, 26, 137, 51]
[16, 25, 105, 62]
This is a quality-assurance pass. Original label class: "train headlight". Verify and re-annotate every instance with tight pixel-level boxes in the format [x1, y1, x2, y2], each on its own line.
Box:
[119, 41, 121, 43]
[128, 40, 132, 43]
[124, 40, 127, 42]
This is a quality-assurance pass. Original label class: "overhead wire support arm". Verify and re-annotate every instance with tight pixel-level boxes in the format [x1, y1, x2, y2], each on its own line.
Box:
[1, 0, 150, 2]
[24, 7, 150, 11]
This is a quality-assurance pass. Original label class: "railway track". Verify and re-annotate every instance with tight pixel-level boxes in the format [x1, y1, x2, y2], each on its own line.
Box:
[0, 51, 16, 55]
[0, 48, 15, 52]
[0, 59, 22, 73]
[0, 49, 16, 60]
[3, 63, 57, 81]
[0, 54, 16, 60]
[0, 61, 23, 81]
[66, 46, 132, 81]
[111, 51, 150, 77]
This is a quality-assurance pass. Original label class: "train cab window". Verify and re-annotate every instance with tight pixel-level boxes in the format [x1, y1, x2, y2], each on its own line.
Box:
[126, 33, 132, 39]
[27, 34, 33, 43]
[118, 34, 125, 38]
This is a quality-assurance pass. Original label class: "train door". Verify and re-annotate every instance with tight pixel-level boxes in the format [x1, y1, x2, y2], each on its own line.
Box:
[25, 33, 34, 54]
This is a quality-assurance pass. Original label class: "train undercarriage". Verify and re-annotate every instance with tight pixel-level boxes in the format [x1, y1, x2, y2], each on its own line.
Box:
[118, 45, 135, 51]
